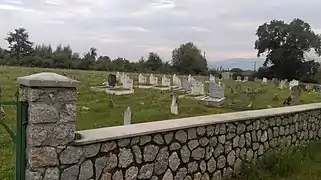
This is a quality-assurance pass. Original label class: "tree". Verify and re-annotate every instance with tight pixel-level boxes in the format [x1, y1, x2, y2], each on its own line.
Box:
[172, 42, 208, 75]
[5, 28, 34, 60]
[255, 18, 321, 80]
[145, 52, 163, 72]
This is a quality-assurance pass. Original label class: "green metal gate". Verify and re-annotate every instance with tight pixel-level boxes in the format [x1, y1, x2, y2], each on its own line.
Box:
[0, 89, 28, 180]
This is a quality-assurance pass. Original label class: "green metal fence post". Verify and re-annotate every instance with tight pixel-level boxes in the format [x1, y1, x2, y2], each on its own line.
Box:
[15, 101, 22, 180]
[20, 101, 28, 180]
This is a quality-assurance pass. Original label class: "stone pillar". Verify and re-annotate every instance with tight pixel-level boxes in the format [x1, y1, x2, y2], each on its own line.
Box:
[18, 72, 79, 180]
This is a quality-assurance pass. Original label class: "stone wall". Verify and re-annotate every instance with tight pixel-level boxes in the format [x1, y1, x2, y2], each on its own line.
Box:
[19, 72, 321, 180]
[67, 109, 321, 180]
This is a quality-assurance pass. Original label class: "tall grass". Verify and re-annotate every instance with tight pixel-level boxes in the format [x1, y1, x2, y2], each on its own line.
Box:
[239, 142, 321, 180]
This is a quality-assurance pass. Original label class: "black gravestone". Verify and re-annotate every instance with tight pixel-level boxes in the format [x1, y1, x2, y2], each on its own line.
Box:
[108, 74, 117, 87]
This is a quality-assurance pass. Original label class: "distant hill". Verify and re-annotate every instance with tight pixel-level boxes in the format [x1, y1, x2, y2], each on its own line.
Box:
[208, 58, 265, 70]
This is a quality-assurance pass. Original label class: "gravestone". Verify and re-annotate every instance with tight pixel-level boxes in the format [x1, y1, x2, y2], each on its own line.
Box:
[116, 72, 121, 80]
[262, 77, 267, 83]
[222, 72, 231, 80]
[107, 74, 117, 87]
[171, 94, 178, 115]
[188, 74, 192, 82]
[289, 80, 299, 90]
[138, 73, 147, 84]
[279, 80, 285, 90]
[181, 77, 191, 91]
[236, 76, 242, 82]
[161, 75, 171, 87]
[149, 74, 158, 86]
[291, 85, 301, 104]
[210, 81, 225, 99]
[191, 81, 204, 95]
[210, 74, 215, 82]
[124, 107, 132, 125]
[123, 77, 133, 90]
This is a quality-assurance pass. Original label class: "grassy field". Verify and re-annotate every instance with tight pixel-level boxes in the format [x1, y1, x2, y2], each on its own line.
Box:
[1, 66, 321, 179]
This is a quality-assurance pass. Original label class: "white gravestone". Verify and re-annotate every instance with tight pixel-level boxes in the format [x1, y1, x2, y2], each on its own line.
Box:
[149, 74, 158, 86]
[171, 94, 178, 115]
[262, 77, 267, 83]
[210, 74, 215, 82]
[161, 75, 171, 87]
[236, 76, 242, 82]
[222, 72, 231, 80]
[116, 72, 121, 81]
[210, 81, 225, 99]
[279, 80, 285, 90]
[138, 73, 147, 84]
[191, 81, 204, 95]
[124, 107, 132, 125]
[181, 78, 191, 91]
[173, 74, 181, 87]
[289, 80, 299, 90]
[188, 74, 192, 82]
[123, 77, 133, 90]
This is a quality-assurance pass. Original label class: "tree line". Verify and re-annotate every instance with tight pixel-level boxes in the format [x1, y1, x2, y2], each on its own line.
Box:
[0, 28, 209, 75]
[1, 18, 321, 82]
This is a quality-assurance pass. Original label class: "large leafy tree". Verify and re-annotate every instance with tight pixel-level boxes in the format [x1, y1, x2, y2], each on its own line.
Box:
[5, 28, 34, 60]
[145, 52, 163, 72]
[255, 18, 321, 80]
[172, 42, 208, 75]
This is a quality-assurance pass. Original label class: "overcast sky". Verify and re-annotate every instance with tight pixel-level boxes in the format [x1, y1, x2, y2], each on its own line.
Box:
[0, 0, 321, 62]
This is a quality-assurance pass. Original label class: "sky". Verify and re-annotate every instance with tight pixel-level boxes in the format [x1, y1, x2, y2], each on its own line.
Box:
[0, 0, 321, 62]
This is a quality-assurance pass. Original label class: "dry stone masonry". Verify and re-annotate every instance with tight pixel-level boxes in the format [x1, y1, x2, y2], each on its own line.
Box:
[19, 72, 321, 180]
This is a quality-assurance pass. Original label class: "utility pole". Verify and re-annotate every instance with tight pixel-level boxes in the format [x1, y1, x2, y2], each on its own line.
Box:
[253, 62, 257, 72]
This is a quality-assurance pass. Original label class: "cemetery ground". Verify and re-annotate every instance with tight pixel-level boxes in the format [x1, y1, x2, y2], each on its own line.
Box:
[1, 67, 321, 179]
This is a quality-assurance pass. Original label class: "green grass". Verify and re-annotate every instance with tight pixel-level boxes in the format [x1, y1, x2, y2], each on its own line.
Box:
[1, 66, 321, 179]
[238, 143, 321, 180]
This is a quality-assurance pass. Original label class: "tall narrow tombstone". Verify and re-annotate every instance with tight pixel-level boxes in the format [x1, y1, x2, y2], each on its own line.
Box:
[171, 94, 178, 115]
[291, 85, 301, 104]
[209, 74, 215, 82]
[188, 74, 192, 82]
[116, 72, 121, 80]
[107, 74, 117, 87]
[124, 107, 132, 125]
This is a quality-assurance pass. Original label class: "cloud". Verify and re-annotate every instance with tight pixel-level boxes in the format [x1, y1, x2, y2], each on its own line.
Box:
[1, 0, 321, 62]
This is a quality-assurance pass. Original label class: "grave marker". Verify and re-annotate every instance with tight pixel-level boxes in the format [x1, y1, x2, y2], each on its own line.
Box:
[123, 77, 133, 90]
[191, 81, 204, 95]
[138, 73, 147, 84]
[161, 75, 171, 87]
[124, 107, 132, 125]
[149, 74, 158, 86]
[222, 72, 231, 80]
[210, 81, 225, 99]
[171, 94, 178, 115]
[107, 74, 117, 87]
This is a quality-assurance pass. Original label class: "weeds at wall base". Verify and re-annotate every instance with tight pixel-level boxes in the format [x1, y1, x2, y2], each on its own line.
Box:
[237, 142, 321, 180]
